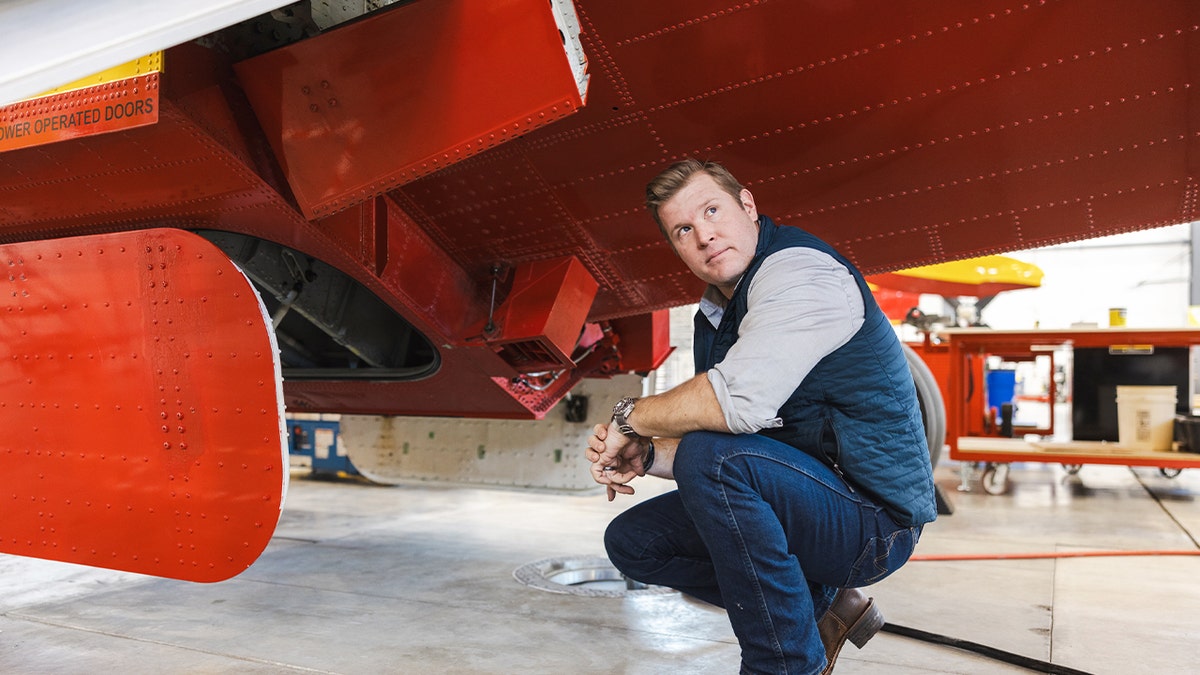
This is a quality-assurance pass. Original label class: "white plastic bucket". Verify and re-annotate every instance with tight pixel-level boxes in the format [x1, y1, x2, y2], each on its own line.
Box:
[1115, 386, 1177, 451]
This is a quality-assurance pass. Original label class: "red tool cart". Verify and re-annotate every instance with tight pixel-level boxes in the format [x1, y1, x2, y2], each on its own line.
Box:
[943, 328, 1200, 494]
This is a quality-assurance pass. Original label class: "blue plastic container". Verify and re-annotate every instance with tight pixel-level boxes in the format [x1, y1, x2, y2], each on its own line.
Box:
[985, 370, 1016, 409]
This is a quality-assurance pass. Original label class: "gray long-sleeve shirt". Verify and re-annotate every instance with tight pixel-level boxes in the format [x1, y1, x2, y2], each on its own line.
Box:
[703, 247, 866, 434]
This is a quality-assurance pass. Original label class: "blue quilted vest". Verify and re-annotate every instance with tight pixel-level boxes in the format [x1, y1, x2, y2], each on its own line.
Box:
[693, 216, 937, 526]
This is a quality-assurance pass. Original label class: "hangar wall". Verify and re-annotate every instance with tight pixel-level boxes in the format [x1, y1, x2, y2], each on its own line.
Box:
[973, 223, 1192, 330]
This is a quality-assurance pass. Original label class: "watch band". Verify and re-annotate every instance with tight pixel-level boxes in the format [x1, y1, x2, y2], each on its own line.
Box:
[643, 438, 655, 472]
[611, 396, 640, 438]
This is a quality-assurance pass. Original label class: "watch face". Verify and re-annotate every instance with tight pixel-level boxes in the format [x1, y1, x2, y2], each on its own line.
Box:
[613, 397, 635, 417]
[612, 397, 638, 437]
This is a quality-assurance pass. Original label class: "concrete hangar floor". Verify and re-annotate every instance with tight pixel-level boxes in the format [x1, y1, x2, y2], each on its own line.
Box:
[1, 460, 1198, 674]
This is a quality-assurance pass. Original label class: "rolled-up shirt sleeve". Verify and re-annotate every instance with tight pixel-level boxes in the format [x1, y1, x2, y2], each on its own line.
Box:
[707, 247, 865, 434]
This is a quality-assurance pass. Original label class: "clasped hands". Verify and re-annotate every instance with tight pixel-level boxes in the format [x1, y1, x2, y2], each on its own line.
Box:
[586, 421, 651, 501]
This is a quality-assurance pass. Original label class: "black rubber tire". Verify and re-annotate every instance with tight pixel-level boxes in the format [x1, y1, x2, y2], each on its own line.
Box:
[903, 342, 946, 470]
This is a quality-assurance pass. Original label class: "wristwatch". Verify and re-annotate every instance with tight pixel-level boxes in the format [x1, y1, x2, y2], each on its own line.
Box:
[611, 396, 640, 438]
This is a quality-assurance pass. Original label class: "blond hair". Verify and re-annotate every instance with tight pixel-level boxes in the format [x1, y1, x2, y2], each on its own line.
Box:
[645, 159, 744, 236]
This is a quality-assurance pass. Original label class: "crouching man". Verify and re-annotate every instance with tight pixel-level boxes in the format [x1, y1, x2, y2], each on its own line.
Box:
[586, 159, 936, 674]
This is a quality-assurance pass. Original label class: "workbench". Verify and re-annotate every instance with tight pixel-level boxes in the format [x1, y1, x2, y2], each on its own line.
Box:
[954, 436, 1200, 493]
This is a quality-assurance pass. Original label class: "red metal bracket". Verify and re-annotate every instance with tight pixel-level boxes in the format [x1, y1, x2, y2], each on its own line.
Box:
[479, 256, 600, 373]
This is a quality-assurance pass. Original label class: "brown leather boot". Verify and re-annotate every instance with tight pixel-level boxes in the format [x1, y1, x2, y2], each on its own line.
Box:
[817, 588, 884, 674]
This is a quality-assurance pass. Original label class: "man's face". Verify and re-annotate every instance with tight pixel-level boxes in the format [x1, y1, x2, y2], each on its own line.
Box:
[658, 172, 760, 298]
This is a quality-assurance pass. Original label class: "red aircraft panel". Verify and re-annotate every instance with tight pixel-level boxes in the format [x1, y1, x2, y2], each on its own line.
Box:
[398, 0, 1200, 321]
[0, 1, 1196, 418]
[234, 0, 586, 221]
[0, 229, 286, 581]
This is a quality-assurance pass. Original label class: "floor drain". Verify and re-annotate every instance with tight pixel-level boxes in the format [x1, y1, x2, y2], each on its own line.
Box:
[513, 555, 675, 597]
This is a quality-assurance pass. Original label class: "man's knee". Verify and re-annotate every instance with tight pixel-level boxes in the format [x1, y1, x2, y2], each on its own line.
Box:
[603, 509, 641, 576]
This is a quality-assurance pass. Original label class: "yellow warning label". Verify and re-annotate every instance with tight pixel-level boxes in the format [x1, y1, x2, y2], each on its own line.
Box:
[30, 52, 163, 100]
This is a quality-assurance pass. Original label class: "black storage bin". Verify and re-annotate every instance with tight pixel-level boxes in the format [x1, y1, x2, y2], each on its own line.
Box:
[1175, 415, 1200, 453]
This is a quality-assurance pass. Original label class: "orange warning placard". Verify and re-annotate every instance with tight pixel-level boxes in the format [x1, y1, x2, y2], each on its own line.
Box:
[0, 71, 159, 153]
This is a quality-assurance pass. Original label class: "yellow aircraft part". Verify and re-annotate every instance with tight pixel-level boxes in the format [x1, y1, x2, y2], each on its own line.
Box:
[31, 52, 163, 99]
[895, 255, 1043, 288]
[868, 255, 1043, 297]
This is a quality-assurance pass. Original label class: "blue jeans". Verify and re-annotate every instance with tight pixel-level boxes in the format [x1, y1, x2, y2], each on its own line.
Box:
[605, 431, 921, 675]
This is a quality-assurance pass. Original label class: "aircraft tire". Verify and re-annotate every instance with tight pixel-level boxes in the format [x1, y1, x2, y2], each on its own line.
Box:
[903, 342, 946, 470]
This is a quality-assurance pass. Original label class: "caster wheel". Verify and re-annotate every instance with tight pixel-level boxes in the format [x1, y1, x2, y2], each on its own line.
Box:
[981, 463, 1010, 495]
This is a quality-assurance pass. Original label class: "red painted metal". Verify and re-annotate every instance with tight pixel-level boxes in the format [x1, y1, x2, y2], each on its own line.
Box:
[0, 229, 286, 581]
[873, 289, 924, 323]
[610, 309, 673, 373]
[478, 256, 600, 373]
[0, 2, 1197, 419]
[234, 0, 585, 220]
[0, 73, 160, 152]
[400, 0, 1200, 320]
[944, 328, 1200, 458]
